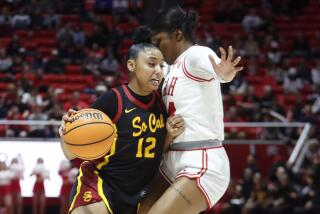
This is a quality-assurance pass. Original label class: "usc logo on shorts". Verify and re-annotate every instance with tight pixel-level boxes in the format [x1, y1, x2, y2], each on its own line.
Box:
[83, 191, 92, 202]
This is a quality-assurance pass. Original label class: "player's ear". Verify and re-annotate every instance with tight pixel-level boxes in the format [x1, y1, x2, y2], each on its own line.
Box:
[174, 29, 184, 42]
[127, 59, 136, 72]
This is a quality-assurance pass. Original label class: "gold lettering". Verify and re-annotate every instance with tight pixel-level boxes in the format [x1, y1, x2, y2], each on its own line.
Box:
[132, 117, 142, 137]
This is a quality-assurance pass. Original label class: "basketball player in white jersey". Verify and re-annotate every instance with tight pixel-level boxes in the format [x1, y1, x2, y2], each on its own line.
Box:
[139, 6, 243, 214]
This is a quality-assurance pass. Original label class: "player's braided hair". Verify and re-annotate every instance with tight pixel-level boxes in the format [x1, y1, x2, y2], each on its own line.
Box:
[151, 6, 198, 43]
[127, 25, 158, 61]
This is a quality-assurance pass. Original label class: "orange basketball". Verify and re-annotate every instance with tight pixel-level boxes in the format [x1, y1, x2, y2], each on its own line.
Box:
[62, 108, 116, 160]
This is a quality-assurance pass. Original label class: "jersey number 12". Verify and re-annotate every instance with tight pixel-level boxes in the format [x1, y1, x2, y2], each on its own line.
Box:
[136, 137, 156, 158]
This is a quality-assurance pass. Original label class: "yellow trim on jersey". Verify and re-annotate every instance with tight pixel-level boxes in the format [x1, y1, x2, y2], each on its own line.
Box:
[69, 166, 84, 212]
[96, 124, 118, 170]
[97, 176, 113, 214]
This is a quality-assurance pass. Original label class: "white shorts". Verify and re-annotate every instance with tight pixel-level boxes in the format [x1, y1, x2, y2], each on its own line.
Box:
[160, 146, 230, 208]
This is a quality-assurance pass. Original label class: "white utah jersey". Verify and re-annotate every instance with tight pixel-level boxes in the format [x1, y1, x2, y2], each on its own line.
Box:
[162, 45, 226, 143]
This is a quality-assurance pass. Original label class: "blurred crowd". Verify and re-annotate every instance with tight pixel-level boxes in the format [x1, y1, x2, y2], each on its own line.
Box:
[213, 139, 320, 214]
[0, 0, 319, 140]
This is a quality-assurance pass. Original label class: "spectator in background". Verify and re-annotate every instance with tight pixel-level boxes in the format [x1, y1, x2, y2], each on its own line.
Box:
[30, 158, 49, 214]
[244, 34, 260, 57]
[297, 62, 312, 84]
[266, 166, 299, 213]
[6, 106, 28, 137]
[232, 33, 245, 57]
[42, 8, 60, 29]
[57, 40, 72, 65]
[228, 72, 248, 95]
[69, 43, 86, 65]
[63, 91, 88, 111]
[9, 155, 24, 214]
[259, 85, 276, 112]
[56, 23, 74, 46]
[99, 52, 119, 75]
[242, 172, 267, 214]
[83, 51, 101, 75]
[291, 32, 311, 57]
[0, 7, 11, 26]
[242, 9, 264, 32]
[6, 34, 22, 56]
[0, 48, 13, 72]
[72, 26, 86, 46]
[32, 52, 45, 70]
[268, 60, 287, 85]
[283, 68, 303, 94]
[311, 59, 320, 86]
[112, 0, 129, 14]
[0, 159, 13, 214]
[45, 49, 64, 74]
[28, 105, 49, 138]
[267, 42, 282, 65]
[21, 88, 44, 107]
[11, 7, 31, 29]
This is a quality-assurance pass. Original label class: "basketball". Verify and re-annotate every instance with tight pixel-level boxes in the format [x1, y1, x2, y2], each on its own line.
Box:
[62, 108, 116, 160]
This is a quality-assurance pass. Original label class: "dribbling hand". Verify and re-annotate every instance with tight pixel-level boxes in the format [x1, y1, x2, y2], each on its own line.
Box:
[208, 46, 243, 82]
[58, 109, 77, 137]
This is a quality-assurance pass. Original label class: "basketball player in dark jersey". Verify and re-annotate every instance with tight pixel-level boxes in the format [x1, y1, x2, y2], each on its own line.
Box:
[60, 27, 184, 214]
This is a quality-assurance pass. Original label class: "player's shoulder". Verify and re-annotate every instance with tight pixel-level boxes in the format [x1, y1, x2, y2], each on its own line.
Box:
[187, 45, 215, 56]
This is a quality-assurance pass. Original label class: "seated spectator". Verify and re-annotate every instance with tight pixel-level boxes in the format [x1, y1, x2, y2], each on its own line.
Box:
[0, 7, 11, 26]
[283, 68, 303, 94]
[244, 34, 260, 57]
[311, 59, 320, 86]
[6, 106, 28, 137]
[63, 91, 88, 111]
[99, 52, 119, 75]
[297, 62, 312, 84]
[291, 32, 311, 57]
[242, 172, 267, 214]
[6, 34, 22, 56]
[228, 73, 248, 95]
[11, 8, 31, 29]
[45, 49, 64, 74]
[42, 8, 60, 29]
[28, 105, 49, 137]
[56, 23, 74, 46]
[241, 9, 264, 32]
[21, 88, 44, 107]
[57, 40, 72, 65]
[83, 51, 101, 75]
[0, 49, 12, 72]
[259, 85, 276, 112]
[71, 44, 86, 65]
[72, 26, 86, 46]
[32, 51, 45, 70]
[266, 166, 299, 213]
[267, 42, 282, 65]
[112, 0, 129, 14]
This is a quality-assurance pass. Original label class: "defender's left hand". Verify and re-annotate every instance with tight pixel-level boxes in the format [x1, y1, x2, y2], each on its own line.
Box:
[209, 46, 243, 82]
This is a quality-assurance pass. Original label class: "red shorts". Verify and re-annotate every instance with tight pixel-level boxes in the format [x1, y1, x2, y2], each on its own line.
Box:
[33, 181, 45, 194]
[11, 179, 21, 193]
[69, 162, 104, 213]
[60, 183, 72, 196]
[0, 184, 11, 196]
[69, 161, 139, 214]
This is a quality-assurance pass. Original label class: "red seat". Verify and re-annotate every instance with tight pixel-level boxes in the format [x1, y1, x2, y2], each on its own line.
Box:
[65, 65, 83, 74]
